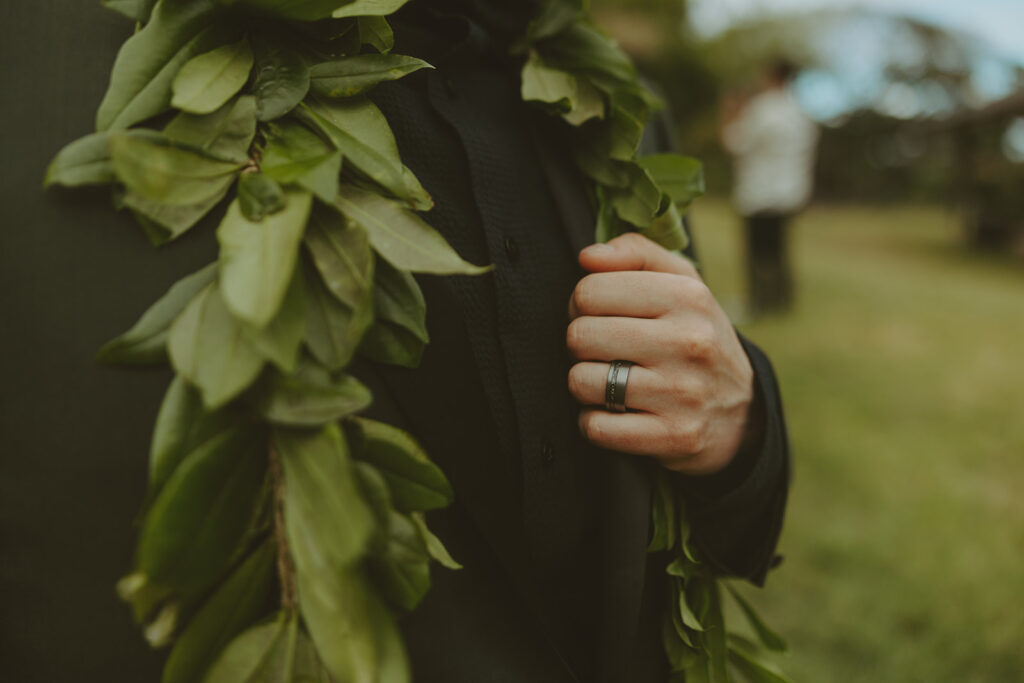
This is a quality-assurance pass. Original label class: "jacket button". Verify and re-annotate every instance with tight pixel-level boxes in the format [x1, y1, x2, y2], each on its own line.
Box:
[541, 441, 555, 465]
[504, 236, 520, 262]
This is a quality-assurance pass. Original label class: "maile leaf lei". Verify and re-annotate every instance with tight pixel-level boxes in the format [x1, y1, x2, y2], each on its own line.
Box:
[46, 0, 789, 680]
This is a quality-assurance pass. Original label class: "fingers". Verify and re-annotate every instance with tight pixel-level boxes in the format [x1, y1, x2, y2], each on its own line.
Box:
[567, 361, 661, 412]
[578, 233, 699, 278]
[568, 270, 708, 320]
[577, 408, 687, 463]
[566, 316, 668, 362]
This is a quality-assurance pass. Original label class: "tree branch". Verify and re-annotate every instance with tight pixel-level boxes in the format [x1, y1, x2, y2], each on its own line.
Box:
[269, 444, 297, 614]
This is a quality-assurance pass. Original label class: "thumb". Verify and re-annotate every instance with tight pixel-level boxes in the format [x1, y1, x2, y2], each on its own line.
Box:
[578, 233, 697, 277]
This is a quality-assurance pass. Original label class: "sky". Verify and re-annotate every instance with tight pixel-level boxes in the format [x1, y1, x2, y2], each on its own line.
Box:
[690, 0, 1024, 66]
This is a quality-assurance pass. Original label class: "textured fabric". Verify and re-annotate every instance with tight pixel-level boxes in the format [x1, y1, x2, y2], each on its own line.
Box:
[361, 6, 792, 682]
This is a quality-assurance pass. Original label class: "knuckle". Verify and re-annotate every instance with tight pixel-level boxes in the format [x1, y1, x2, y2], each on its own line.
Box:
[671, 421, 705, 455]
[682, 323, 716, 360]
[669, 374, 707, 403]
[579, 412, 599, 442]
[572, 276, 598, 314]
[567, 364, 587, 397]
[688, 333, 714, 360]
[615, 232, 647, 248]
[566, 318, 585, 351]
[682, 278, 714, 309]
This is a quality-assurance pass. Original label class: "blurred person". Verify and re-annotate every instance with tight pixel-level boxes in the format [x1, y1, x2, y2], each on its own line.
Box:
[722, 58, 819, 316]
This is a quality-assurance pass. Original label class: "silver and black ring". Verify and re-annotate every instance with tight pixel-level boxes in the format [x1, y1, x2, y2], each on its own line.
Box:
[605, 360, 633, 413]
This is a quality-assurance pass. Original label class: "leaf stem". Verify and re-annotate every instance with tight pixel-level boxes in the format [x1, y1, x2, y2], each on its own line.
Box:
[269, 443, 297, 614]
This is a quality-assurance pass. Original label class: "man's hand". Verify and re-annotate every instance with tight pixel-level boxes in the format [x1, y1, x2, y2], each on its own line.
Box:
[567, 233, 755, 476]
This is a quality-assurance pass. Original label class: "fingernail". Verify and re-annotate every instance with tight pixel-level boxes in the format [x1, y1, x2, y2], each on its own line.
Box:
[583, 243, 613, 256]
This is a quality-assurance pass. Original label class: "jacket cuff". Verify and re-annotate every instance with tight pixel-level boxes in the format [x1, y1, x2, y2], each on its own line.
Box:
[672, 333, 791, 586]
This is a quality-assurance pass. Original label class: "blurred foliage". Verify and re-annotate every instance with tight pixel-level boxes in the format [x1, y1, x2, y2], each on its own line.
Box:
[591, 0, 1024, 249]
[692, 197, 1024, 682]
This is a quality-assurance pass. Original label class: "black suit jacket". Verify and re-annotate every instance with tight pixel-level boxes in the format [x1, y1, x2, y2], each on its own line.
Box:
[0, 4, 788, 683]
[352, 9, 791, 682]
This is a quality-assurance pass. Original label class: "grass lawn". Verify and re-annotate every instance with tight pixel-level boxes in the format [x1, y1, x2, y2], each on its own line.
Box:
[690, 199, 1024, 682]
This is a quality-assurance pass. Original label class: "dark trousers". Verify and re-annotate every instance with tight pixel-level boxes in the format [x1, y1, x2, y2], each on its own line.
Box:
[746, 211, 793, 315]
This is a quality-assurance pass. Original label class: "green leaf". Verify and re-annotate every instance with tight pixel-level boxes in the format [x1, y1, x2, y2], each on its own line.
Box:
[98, 263, 218, 365]
[138, 418, 266, 591]
[261, 120, 341, 203]
[647, 472, 677, 552]
[310, 54, 431, 98]
[704, 580, 730, 683]
[727, 635, 793, 683]
[539, 22, 636, 87]
[642, 199, 689, 252]
[347, 417, 453, 512]
[202, 616, 286, 683]
[359, 322, 423, 368]
[110, 132, 243, 206]
[637, 154, 706, 208]
[260, 361, 372, 426]
[563, 78, 606, 126]
[575, 141, 633, 188]
[331, 0, 409, 18]
[594, 186, 623, 244]
[261, 120, 333, 178]
[410, 513, 461, 570]
[164, 95, 259, 164]
[217, 190, 313, 327]
[149, 375, 236, 500]
[302, 257, 373, 370]
[237, 173, 286, 221]
[578, 105, 645, 172]
[524, 0, 582, 43]
[241, 265, 306, 372]
[662, 612, 700, 674]
[336, 184, 488, 275]
[116, 572, 174, 627]
[102, 0, 158, 23]
[162, 542, 276, 683]
[168, 283, 266, 408]
[372, 511, 431, 611]
[678, 583, 705, 633]
[253, 43, 310, 122]
[726, 583, 788, 652]
[296, 566, 409, 683]
[304, 204, 374, 308]
[96, 0, 233, 131]
[666, 556, 697, 581]
[299, 98, 431, 209]
[521, 52, 577, 112]
[359, 257, 428, 367]
[172, 38, 254, 114]
[123, 186, 231, 244]
[222, 0, 356, 21]
[358, 16, 394, 53]
[353, 462, 394, 537]
[606, 164, 662, 228]
[44, 132, 115, 188]
[669, 582, 696, 648]
[202, 611, 338, 683]
[276, 423, 374, 574]
[276, 427, 392, 682]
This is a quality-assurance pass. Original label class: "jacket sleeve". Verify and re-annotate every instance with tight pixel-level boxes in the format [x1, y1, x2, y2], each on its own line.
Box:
[672, 333, 791, 586]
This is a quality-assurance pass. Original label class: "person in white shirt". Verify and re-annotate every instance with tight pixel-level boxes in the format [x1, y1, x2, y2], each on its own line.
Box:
[722, 59, 819, 315]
